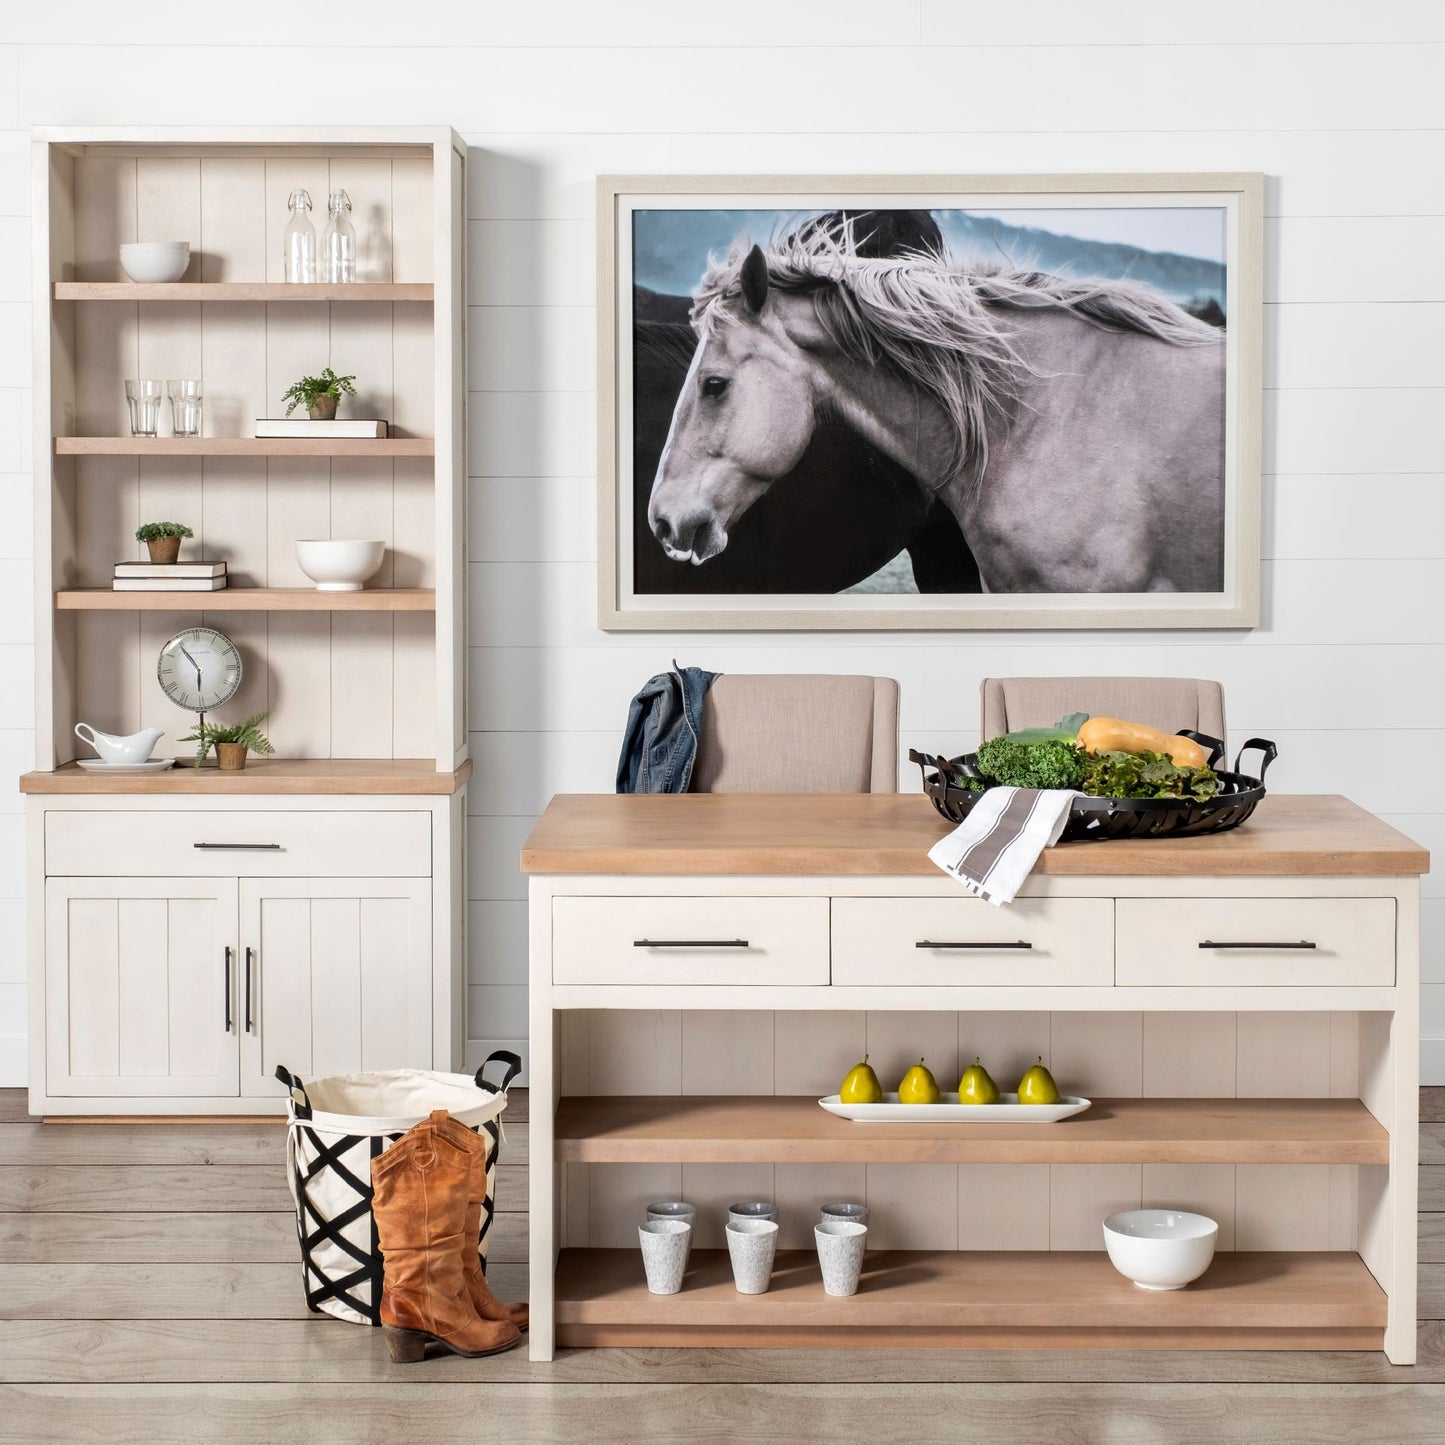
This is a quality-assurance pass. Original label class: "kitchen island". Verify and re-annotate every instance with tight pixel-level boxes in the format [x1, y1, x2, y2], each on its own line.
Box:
[521, 793, 1428, 1362]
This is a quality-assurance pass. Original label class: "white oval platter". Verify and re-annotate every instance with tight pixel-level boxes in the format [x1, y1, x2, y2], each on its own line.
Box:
[819, 1092, 1091, 1123]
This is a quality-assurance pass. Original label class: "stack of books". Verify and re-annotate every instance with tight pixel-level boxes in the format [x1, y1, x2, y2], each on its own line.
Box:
[254, 418, 389, 439]
[113, 561, 228, 593]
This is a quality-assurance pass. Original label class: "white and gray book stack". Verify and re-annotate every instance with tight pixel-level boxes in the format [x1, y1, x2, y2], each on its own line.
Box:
[113, 560, 228, 592]
[254, 418, 389, 438]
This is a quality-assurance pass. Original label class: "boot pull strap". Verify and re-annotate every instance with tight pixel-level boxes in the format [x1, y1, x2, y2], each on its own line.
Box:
[274, 1064, 313, 1119]
[427, 1109, 451, 1125]
[475, 1050, 522, 1096]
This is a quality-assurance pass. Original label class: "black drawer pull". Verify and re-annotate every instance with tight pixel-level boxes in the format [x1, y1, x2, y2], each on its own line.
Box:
[194, 842, 282, 851]
[633, 938, 750, 949]
[1199, 939, 1317, 950]
[916, 939, 1033, 950]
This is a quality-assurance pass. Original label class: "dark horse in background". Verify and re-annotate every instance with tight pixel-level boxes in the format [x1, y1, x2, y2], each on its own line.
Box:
[632, 210, 982, 595]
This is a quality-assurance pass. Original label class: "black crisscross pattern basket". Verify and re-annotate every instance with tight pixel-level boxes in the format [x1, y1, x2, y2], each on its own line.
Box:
[910, 734, 1277, 843]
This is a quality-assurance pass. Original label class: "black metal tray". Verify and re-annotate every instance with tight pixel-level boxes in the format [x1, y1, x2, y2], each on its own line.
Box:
[909, 734, 1277, 842]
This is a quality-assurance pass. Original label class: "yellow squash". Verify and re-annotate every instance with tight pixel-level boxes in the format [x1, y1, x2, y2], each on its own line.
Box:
[1076, 716, 1209, 769]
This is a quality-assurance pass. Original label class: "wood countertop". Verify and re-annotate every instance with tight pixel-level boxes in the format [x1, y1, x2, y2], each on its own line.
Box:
[521, 793, 1429, 877]
[20, 758, 471, 796]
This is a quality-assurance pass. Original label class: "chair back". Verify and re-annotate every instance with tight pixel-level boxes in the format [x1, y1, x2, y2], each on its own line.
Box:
[693, 675, 899, 793]
[979, 677, 1226, 747]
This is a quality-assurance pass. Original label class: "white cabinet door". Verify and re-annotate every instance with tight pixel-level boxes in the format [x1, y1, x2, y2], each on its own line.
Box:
[45, 877, 240, 1097]
[238, 878, 433, 1097]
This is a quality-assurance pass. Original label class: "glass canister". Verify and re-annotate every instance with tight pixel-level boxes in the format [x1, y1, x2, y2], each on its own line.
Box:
[323, 189, 357, 283]
[283, 188, 317, 284]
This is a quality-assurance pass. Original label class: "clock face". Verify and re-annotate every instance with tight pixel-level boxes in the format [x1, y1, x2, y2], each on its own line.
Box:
[157, 627, 243, 712]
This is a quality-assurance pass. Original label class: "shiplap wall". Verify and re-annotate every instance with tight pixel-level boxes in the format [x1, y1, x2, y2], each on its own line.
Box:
[1, 2, 1442, 1085]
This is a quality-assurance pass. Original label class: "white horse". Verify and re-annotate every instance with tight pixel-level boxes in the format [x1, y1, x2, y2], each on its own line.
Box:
[647, 222, 1226, 593]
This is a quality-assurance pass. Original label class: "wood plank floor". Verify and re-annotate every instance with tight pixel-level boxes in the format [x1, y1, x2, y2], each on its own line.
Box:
[3, 1086, 1444, 1444]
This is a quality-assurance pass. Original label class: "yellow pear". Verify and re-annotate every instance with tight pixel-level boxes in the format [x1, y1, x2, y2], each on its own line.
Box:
[897, 1058, 941, 1105]
[839, 1053, 883, 1104]
[957, 1057, 1000, 1105]
[1017, 1057, 1061, 1105]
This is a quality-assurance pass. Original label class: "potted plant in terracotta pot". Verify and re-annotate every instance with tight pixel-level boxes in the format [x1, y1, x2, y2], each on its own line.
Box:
[135, 520, 194, 566]
[281, 367, 358, 422]
[180, 712, 275, 771]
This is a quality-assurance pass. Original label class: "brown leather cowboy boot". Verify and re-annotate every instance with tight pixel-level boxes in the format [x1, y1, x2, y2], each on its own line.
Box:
[431, 1112, 530, 1332]
[370, 1111, 521, 1362]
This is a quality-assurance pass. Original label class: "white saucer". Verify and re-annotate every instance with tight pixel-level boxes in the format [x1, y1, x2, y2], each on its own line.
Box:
[76, 758, 176, 773]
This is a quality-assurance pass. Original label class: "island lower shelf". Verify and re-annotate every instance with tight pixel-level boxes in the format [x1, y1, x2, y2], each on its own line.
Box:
[554, 1095, 1390, 1165]
[553, 1248, 1386, 1350]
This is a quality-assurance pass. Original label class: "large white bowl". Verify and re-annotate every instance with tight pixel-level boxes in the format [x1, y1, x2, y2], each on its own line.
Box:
[119, 241, 191, 283]
[295, 539, 385, 592]
[1103, 1209, 1218, 1291]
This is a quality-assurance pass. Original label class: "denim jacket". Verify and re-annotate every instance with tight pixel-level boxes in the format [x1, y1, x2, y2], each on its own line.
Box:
[615, 663, 718, 794]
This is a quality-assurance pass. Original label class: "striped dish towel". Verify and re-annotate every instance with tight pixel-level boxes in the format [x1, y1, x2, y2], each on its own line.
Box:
[927, 786, 1076, 906]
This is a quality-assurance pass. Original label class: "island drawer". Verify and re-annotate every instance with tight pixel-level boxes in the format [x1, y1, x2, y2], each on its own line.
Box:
[552, 896, 829, 986]
[831, 897, 1114, 986]
[1115, 898, 1396, 986]
[46, 810, 432, 878]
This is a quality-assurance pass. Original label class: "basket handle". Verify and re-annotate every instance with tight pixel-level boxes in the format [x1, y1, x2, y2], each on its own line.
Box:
[1233, 737, 1278, 781]
[475, 1050, 523, 1096]
[1177, 731, 1226, 769]
[273, 1064, 313, 1119]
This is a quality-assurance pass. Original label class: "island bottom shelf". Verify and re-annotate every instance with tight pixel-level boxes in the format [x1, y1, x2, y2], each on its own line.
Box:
[553, 1248, 1386, 1351]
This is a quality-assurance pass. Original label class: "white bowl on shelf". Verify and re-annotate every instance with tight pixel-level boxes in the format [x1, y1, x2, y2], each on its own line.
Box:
[294, 539, 385, 592]
[1103, 1209, 1218, 1291]
[119, 241, 191, 283]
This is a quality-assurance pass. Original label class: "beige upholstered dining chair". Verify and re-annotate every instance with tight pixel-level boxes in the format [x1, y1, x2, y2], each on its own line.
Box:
[979, 677, 1227, 747]
[691, 675, 900, 793]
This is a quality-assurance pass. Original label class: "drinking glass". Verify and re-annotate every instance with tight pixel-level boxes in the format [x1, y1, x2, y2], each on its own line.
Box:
[124, 380, 164, 437]
[168, 380, 203, 437]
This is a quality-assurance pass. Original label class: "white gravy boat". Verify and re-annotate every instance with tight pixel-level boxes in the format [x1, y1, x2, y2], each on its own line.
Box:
[74, 723, 164, 765]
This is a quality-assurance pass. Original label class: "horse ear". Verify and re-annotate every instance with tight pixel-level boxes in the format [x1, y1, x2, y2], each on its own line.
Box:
[739, 244, 769, 315]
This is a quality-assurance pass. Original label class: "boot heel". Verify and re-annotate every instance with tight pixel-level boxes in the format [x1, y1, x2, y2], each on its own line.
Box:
[383, 1326, 431, 1363]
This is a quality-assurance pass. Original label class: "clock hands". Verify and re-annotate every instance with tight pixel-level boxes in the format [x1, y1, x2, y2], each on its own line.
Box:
[178, 643, 204, 693]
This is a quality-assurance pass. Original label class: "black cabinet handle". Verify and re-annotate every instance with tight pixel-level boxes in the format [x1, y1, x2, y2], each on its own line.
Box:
[1198, 940, 1317, 950]
[194, 842, 282, 851]
[632, 938, 750, 949]
[916, 939, 1033, 950]
[223, 946, 233, 1033]
[244, 947, 255, 1033]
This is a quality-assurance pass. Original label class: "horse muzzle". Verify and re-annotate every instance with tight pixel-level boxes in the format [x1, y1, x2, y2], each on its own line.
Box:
[652, 508, 728, 566]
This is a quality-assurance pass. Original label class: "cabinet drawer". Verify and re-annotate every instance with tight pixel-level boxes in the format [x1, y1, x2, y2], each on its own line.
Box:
[46, 811, 431, 878]
[831, 897, 1114, 986]
[1115, 898, 1396, 986]
[552, 896, 829, 986]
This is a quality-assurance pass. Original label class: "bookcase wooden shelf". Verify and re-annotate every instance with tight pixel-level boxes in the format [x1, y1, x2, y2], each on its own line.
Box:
[54, 281, 434, 301]
[55, 437, 435, 457]
[28, 126, 472, 1117]
[56, 587, 437, 612]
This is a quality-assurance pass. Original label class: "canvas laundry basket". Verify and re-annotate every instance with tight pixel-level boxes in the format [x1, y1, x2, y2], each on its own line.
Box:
[277, 1052, 521, 1326]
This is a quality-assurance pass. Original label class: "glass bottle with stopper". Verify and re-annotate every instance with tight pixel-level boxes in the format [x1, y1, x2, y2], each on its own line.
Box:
[324, 189, 357, 283]
[283, 188, 317, 284]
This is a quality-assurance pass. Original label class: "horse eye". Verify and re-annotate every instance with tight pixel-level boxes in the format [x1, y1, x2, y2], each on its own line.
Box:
[700, 375, 730, 400]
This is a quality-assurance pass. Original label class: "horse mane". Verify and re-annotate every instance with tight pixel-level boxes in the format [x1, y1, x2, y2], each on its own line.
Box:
[691, 219, 1222, 488]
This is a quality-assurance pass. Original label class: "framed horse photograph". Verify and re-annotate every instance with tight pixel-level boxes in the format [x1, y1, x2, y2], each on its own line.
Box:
[597, 173, 1263, 631]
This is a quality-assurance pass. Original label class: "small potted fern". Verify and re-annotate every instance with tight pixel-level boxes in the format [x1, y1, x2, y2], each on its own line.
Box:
[281, 367, 357, 422]
[180, 712, 275, 772]
[135, 520, 194, 565]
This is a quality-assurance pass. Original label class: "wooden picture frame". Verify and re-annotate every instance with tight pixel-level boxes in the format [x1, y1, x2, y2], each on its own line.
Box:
[597, 172, 1263, 631]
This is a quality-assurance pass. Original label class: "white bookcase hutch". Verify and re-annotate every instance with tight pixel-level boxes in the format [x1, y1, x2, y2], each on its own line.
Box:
[22, 126, 470, 1115]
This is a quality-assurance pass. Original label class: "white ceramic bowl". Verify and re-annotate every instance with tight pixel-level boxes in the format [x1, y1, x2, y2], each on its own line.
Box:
[119, 241, 191, 283]
[1103, 1209, 1218, 1291]
[295, 539, 385, 592]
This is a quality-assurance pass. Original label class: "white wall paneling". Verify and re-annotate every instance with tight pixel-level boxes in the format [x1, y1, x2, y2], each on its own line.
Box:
[3, 10, 1441, 1080]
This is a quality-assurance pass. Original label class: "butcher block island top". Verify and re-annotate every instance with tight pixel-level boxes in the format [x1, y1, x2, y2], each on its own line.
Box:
[521, 793, 1428, 877]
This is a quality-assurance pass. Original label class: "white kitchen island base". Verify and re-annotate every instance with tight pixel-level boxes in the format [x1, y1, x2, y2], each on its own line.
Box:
[522, 793, 1427, 1364]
